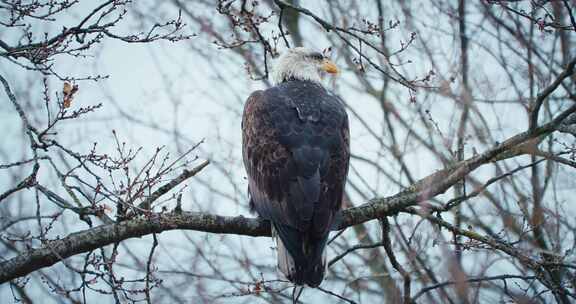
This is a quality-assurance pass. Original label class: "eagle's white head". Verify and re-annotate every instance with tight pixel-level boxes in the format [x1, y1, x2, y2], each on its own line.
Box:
[272, 47, 339, 85]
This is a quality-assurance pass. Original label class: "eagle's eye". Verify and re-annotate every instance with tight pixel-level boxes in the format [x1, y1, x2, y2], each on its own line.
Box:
[306, 52, 324, 61]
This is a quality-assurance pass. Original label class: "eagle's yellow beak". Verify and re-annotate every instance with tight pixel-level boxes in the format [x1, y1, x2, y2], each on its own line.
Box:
[321, 59, 339, 74]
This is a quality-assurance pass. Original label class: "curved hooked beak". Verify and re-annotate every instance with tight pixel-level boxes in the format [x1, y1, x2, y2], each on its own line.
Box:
[321, 59, 339, 74]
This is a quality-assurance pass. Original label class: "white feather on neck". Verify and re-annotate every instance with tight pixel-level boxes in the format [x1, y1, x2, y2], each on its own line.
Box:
[272, 49, 321, 85]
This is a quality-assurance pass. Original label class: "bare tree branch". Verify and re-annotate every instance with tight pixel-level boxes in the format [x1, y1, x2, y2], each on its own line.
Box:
[2, 104, 574, 283]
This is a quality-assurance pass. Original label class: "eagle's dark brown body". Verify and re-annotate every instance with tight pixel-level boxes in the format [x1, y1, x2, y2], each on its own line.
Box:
[242, 80, 349, 286]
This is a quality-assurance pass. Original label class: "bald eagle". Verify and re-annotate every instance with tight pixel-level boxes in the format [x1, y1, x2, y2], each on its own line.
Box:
[242, 48, 350, 287]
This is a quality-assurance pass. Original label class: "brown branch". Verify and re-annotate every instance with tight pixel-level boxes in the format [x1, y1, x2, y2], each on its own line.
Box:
[381, 217, 411, 304]
[0, 105, 575, 284]
[412, 274, 538, 301]
[563, 0, 576, 32]
[138, 159, 210, 209]
[412, 210, 574, 302]
[328, 241, 383, 268]
[0, 211, 270, 283]
[529, 56, 576, 130]
[0, 163, 39, 203]
[316, 286, 358, 304]
[272, 0, 415, 89]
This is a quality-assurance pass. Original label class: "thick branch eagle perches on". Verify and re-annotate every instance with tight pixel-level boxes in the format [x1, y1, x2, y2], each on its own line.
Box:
[242, 47, 350, 287]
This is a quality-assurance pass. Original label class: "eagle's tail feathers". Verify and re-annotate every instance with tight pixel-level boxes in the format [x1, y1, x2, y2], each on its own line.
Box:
[274, 227, 295, 280]
[301, 234, 328, 287]
[272, 225, 328, 287]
